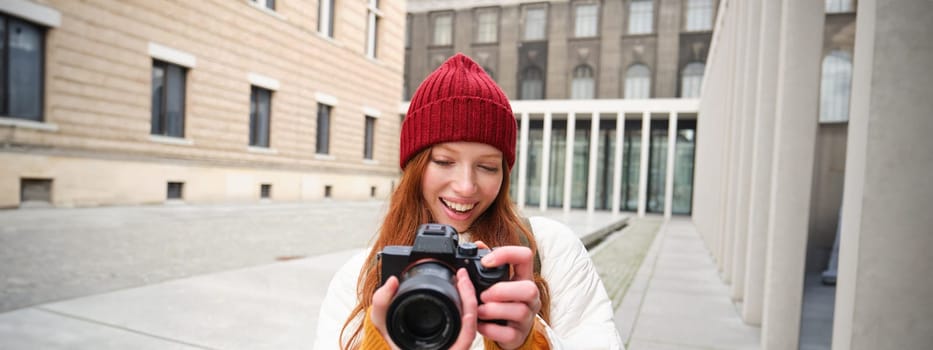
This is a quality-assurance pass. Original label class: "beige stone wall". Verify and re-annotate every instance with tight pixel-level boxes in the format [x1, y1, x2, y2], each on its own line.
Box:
[1, 0, 406, 207]
[1, 153, 397, 208]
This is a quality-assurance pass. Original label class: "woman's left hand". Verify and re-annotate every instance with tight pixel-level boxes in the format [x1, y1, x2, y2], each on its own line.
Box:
[475, 246, 540, 350]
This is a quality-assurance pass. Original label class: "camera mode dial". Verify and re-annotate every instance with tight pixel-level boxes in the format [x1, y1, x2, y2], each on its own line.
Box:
[458, 242, 478, 256]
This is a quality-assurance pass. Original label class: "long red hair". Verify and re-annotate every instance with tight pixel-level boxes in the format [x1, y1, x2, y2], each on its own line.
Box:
[338, 148, 551, 349]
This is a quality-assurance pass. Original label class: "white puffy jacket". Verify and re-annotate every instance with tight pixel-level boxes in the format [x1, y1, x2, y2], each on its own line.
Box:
[312, 216, 624, 349]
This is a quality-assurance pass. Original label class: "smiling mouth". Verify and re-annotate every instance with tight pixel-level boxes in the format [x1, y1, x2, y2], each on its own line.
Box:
[441, 198, 476, 213]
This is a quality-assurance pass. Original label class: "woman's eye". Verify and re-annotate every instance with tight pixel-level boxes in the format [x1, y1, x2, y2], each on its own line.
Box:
[432, 159, 453, 166]
[479, 165, 500, 173]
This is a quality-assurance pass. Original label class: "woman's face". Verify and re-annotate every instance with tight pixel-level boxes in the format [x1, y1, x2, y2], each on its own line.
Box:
[422, 142, 504, 233]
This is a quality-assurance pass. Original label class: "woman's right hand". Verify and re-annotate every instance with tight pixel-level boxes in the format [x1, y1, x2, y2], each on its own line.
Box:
[370, 268, 480, 349]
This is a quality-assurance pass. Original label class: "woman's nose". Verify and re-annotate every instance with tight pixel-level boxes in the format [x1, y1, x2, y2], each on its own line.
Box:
[451, 168, 478, 195]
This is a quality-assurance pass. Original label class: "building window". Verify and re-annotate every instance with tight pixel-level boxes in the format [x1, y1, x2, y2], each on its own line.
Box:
[624, 64, 651, 98]
[628, 0, 654, 35]
[1, 16, 45, 122]
[251, 0, 275, 10]
[432, 12, 453, 46]
[523, 6, 547, 41]
[364, 115, 376, 160]
[318, 0, 335, 37]
[167, 182, 184, 200]
[260, 184, 271, 199]
[684, 0, 713, 31]
[574, 3, 599, 38]
[680, 62, 705, 98]
[475, 9, 498, 44]
[249, 86, 272, 147]
[571, 64, 595, 99]
[366, 0, 381, 58]
[520, 66, 544, 100]
[819, 50, 852, 123]
[151, 61, 186, 137]
[825, 0, 854, 13]
[316, 103, 332, 154]
[405, 14, 412, 48]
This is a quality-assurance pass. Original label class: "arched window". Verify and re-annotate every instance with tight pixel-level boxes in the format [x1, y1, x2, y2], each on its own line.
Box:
[819, 50, 853, 123]
[520, 66, 544, 100]
[624, 64, 651, 99]
[571, 64, 595, 99]
[680, 62, 705, 98]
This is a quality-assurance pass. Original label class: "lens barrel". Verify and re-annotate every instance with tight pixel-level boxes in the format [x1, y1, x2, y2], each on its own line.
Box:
[386, 261, 461, 350]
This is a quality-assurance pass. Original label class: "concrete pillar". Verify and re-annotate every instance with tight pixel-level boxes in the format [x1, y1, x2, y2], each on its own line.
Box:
[730, 0, 762, 301]
[517, 112, 530, 210]
[636, 111, 650, 218]
[833, 1, 933, 349]
[663, 112, 677, 219]
[611, 112, 626, 214]
[760, 0, 824, 348]
[563, 112, 576, 212]
[539, 112, 553, 211]
[717, 0, 742, 276]
[586, 111, 600, 213]
[742, 0, 782, 326]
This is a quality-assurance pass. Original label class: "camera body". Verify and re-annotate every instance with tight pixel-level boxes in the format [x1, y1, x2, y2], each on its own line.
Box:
[380, 223, 509, 295]
[379, 223, 509, 350]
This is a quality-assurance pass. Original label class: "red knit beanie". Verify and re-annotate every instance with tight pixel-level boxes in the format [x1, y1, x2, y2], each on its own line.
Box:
[401, 53, 516, 169]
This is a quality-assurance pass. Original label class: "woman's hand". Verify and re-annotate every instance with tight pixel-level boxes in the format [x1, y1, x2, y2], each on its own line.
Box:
[370, 269, 480, 350]
[476, 246, 540, 350]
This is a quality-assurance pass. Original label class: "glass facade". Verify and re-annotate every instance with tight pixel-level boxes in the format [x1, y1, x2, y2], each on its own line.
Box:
[514, 114, 695, 214]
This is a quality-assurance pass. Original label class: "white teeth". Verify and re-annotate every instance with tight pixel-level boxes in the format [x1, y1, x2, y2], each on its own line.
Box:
[442, 199, 475, 212]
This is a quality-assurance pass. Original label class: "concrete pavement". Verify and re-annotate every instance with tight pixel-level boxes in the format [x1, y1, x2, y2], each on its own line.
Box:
[0, 201, 762, 349]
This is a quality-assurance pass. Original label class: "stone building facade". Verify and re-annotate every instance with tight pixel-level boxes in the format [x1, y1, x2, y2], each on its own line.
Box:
[0, 0, 406, 208]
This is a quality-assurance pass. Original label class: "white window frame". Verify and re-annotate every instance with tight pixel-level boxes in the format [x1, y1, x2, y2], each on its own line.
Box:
[684, 0, 713, 32]
[365, 0, 382, 58]
[318, 0, 335, 38]
[628, 0, 654, 35]
[474, 8, 499, 44]
[432, 12, 453, 46]
[522, 5, 548, 41]
[574, 3, 599, 38]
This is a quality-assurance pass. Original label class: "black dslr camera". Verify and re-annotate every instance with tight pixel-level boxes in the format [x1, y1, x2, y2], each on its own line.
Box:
[379, 223, 509, 350]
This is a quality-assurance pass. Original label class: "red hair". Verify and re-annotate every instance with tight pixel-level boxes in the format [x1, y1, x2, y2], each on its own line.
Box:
[338, 148, 551, 349]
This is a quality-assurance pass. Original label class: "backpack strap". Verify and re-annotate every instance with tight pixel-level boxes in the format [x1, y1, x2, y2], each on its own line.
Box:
[518, 217, 542, 276]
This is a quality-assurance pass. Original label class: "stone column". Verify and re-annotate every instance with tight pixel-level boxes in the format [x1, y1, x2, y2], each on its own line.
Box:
[730, 0, 762, 301]
[563, 112, 577, 212]
[636, 112, 650, 217]
[663, 112, 677, 218]
[742, 0, 782, 326]
[517, 112, 530, 210]
[760, 0, 824, 348]
[539, 112, 553, 211]
[586, 111, 600, 213]
[833, 1, 933, 349]
[611, 112, 626, 214]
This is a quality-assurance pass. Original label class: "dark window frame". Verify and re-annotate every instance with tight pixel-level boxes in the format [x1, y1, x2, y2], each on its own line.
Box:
[249, 86, 272, 147]
[363, 115, 376, 160]
[1, 15, 46, 122]
[151, 60, 187, 137]
[316, 103, 332, 155]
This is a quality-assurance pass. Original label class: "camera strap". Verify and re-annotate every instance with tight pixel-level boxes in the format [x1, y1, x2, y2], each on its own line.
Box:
[519, 217, 542, 276]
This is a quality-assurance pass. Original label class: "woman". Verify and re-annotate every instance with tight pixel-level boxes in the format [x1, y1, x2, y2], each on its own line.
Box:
[313, 54, 622, 349]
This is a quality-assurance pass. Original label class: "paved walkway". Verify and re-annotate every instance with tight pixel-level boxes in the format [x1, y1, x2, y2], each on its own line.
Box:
[615, 218, 760, 349]
[0, 202, 762, 349]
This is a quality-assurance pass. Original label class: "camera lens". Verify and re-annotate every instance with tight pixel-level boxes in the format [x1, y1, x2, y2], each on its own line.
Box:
[387, 261, 461, 350]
